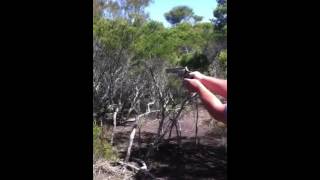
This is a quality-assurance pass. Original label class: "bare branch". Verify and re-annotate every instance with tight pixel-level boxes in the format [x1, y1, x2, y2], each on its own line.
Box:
[125, 124, 137, 162]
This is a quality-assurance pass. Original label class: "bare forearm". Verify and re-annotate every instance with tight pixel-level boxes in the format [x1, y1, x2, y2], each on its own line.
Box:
[197, 84, 226, 123]
[200, 76, 227, 98]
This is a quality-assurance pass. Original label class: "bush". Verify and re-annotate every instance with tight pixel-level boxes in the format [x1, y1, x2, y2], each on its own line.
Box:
[93, 123, 118, 162]
[180, 52, 210, 72]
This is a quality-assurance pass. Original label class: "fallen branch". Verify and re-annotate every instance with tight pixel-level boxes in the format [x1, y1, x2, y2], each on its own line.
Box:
[125, 110, 161, 123]
[131, 158, 147, 170]
[117, 161, 140, 171]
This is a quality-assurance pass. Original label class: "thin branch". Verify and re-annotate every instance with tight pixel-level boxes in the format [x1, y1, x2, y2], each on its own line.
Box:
[195, 101, 199, 145]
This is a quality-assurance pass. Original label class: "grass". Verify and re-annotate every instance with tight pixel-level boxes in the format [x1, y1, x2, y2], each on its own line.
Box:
[93, 122, 118, 162]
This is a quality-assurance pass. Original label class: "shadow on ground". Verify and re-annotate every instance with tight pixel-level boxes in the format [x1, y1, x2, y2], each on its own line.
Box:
[114, 130, 226, 180]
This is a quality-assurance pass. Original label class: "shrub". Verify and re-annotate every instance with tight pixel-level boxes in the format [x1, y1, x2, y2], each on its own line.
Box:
[93, 123, 118, 161]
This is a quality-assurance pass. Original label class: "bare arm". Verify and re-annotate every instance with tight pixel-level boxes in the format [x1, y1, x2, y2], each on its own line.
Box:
[184, 78, 227, 123]
[189, 72, 227, 98]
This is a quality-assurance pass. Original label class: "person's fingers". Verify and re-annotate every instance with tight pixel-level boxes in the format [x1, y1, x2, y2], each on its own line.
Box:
[188, 71, 198, 78]
[188, 71, 203, 80]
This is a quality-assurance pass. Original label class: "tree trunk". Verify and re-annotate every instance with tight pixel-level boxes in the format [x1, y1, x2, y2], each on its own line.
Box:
[168, 120, 174, 140]
[126, 87, 141, 120]
[138, 125, 141, 154]
[175, 122, 181, 147]
[125, 124, 137, 162]
[156, 105, 166, 138]
[110, 107, 119, 145]
[126, 107, 134, 120]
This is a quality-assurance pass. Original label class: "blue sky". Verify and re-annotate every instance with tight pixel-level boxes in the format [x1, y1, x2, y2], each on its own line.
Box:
[146, 0, 217, 27]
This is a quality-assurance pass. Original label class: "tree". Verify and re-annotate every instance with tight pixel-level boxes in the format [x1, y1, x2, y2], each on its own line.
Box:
[93, 0, 105, 18]
[164, 6, 205, 26]
[102, 0, 153, 25]
[193, 15, 203, 24]
[93, 0, 227, 164]
[164, 6, 194, 25]
[212, 0, 227, 33]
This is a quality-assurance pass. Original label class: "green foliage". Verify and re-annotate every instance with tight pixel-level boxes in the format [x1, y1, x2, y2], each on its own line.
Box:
[128, 20, 218, 68]
[133, 21, 172, 60]
[101, 0, 152, 22]
[193, 15, 203, 23]
[217, 49, 227, 78]
[164, 6, 205, 26]
[93, 123, 118, 161]
[93, 1, 227, 156]
[164, 6, 194, 25]
[93, 6, 219, 68]
[194, 22, 215, 42]
[218, 49, 227, 70]
[93, 0, 227, 114]
[180, 53, 210, 71]
[213, 0, 227, 34]
[164, 7, 203, 26]
[218, 49, 227, 64]
[93, 18, 136, 51]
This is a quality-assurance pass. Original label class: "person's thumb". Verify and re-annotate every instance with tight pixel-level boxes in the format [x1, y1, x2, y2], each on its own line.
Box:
[188, 71, 202, 80]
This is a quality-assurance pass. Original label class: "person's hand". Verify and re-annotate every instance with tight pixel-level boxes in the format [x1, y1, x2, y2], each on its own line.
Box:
[183, 78, 203, 93]
[188, 71, 206, 80]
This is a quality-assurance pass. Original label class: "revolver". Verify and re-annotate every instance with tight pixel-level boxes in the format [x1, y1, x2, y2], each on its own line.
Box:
[165, 66, 193, 79]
